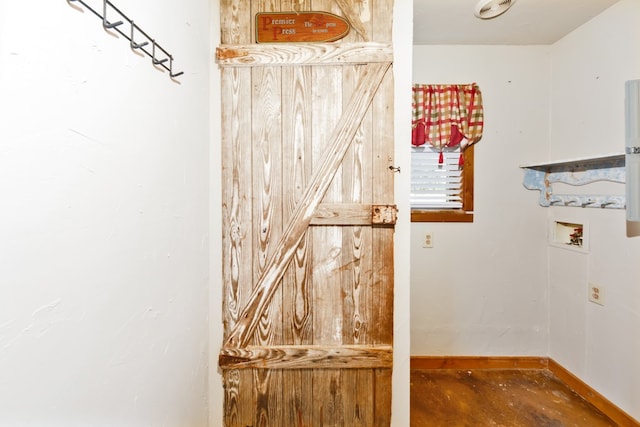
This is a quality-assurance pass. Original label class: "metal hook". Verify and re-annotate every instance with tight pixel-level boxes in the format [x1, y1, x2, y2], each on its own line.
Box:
[600, 201, 615, 208]
[388, 166, 401, 173]
[581, 200, 595, 208]
[102, 0, 123, 29]
[169, 56, 184, 78]
[130, 22, 149, 49]
[152, 41, 168, 65]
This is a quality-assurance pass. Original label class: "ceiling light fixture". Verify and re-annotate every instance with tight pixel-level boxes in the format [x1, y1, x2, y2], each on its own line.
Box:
[474, 0, 516, 20]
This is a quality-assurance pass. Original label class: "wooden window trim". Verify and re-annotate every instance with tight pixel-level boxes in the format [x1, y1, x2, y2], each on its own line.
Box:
[411, 144, 474, 223]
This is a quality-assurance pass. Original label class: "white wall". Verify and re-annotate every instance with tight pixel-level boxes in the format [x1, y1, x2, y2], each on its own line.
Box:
[209, 1, 224, 426]
[548, 0, 640, 420]
[0, 0, 210, 425]
[411, 45, 550, 356]
[391, 2, 413, 426]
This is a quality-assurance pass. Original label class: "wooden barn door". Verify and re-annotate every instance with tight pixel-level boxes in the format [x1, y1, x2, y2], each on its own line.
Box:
[217, 1, 395, 426]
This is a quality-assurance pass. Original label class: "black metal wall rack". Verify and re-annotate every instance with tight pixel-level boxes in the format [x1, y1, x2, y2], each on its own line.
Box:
[68, 0, 184, 79]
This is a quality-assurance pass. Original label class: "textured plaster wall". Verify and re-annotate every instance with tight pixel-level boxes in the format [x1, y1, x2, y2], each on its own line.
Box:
[0, 0, 211, 425]
[548, 0, 640, 420]
[410, 45, 550, 357]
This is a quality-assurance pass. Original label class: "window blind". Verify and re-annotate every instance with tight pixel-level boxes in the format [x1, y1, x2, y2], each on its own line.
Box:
[411, 146, 463, 209]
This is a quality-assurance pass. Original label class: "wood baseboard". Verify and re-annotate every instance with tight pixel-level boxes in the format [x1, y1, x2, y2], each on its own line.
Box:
[546, 358, 639, 427]
[411, 356, 639, 426]
[410, 355, 549, 370]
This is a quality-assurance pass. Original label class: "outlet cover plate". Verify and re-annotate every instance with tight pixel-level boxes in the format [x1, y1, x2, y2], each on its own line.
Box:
[589, 283, 605, 306]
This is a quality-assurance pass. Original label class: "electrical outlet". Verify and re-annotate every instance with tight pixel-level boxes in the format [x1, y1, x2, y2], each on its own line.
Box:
[588, 283, 605, 306]
[423, 232, 433, 248]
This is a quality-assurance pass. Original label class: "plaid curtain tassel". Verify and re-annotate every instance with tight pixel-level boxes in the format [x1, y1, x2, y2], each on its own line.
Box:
[458, 153, 464, 170]
[438, 151, 444, 165]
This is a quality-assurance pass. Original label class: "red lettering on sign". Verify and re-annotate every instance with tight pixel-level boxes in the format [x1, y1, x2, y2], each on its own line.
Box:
[255, 12, 350, 43]
[272, 26, 282, 40]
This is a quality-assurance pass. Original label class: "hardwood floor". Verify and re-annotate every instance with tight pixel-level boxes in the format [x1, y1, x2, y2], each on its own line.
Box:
[410, 369, 617, 426]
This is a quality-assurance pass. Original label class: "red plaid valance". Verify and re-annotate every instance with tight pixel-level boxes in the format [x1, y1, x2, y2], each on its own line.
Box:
[412, 83, 484, 150]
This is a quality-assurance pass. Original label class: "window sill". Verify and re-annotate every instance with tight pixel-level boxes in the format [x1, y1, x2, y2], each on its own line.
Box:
[411, 210, 474, 223]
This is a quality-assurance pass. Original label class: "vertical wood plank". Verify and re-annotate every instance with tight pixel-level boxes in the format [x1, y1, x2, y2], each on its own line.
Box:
[310, 0, 344, 412]
[251, 61, 284, 427]
[371, 2, 395, 425]
[372, 0, 394, 44]
[254, 6, 287, 427]
[281, 62, 315, 426]
[220, 0, 253, 427]
[341, 63, 375, 427]
[220, 1, 254, 425]
[370, 0, 395, 347]
[340, 63, 359, 426]
[251, 14, 284, 349]
[282, 2, 314, 420]
[336, 0, 372, 43]
[374, 369, 393, 427]
[220, 0, 253, 337]
[337, 1, 387, 423]
[281, 65, 314, 345]
[221, 67, 255, 427]
[221, 0, 252, 44]
[280, 7, 315, 426]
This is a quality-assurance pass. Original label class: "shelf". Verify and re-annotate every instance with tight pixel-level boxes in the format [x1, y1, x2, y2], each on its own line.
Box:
[520, 154, 626, 209]
[520, 153, 624, 171]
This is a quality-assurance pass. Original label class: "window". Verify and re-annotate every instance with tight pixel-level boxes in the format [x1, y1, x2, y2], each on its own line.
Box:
[410, 83, 482, 223]
[411, 144, 474, 222]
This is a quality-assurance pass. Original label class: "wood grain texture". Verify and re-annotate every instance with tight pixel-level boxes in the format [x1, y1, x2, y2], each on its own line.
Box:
[219, 345, 393, 369]
[410, 368, 618, 427]
[251, 64, 283, 345]
[369, 6, 394, 425]
[333, 0, 370, 41]
[220, 67, 255, 427]
[311, 203, 399, 226]
[340, 62, 374, 427]
[216, 42, 393, 66]
[223, 61, 391, 349]
[220, 0, 251, 44]
[374, 369, 393, 426]
[280, 59, 315, 427]
[253, 7, 285, 427]
[252, 62, 284, 427]
[411, 355, 549, 370]
[410, 356, 640, 426]
[219, 2, 254, 426]
[371, 70, 394, 346]
[548, 359, 640, 427]
[310, 33, 345, 422]
[311, 203, 372, 225]
[219, 1, 396, 424]
[221, 68, 254, 337]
